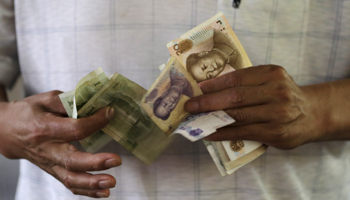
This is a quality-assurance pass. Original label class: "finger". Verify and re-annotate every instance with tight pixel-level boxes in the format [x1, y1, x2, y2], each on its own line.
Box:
[198, 66, 266, 94]
[204, 123, 272, 142]
[198, 65, 285, 94]
[49, 106, 115, 141]
[47, 143, 121, 172]
[37, 90, 67, 115]
[185, 86, 270, 113]
[51, 165, 116, 191]
[225, 105, 273, 126]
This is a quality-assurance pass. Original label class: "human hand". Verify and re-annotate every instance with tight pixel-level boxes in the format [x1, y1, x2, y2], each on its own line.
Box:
[185, 65, 329, 149]
[0, 90, 121, 198]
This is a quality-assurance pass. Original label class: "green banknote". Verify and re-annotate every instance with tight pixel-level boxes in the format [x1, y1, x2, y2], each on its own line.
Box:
[73, 68, 109, 117]
[59, 68, 114, 152]
[78, 73, 171, 164]
[59, 90, 75, 118]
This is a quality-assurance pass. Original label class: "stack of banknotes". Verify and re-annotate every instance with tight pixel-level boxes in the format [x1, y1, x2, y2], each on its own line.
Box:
[59, 12, 267, 176]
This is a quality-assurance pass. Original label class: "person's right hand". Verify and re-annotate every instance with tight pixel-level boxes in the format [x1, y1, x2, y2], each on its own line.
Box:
[0, 90, 121, 198]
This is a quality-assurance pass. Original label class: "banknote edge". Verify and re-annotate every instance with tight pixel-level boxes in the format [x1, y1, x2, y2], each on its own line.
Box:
[224, 144, 268, 170]
[166, 12, 223, 48]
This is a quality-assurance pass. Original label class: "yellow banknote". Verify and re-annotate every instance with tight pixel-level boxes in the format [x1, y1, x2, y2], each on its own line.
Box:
[167, 12, 252, 83]
[167, 12, 266, 175]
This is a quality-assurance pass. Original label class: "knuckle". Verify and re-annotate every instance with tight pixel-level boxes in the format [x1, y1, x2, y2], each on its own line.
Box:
[48, 90, 63, 99]
[33, 147, 51, 166]
[276, 127, 288, 137]
[275, 86, 294, 103]
[70, 189, 93, 197]
[235, 126, 249, 138]
[71, 120, 86, 139]
[88, 191, 98, 198]
[93, 162, 101, 171]
[62, 156, 74, 171]
[276, 106, 293, 122]
[63, 174, 73, 189]
[27, 133, 42, 145]
[89, 178, 99, 190]
[87, 159, 99, 172]
[198, 95, 214, 111]
[230, 109, 246, 123]
[268, 65, 288, 78]
[226, 73, 242, 88]
[271, 123, 289, 138]
[228, 89, 243, 104]
[43, 91, 59, 104]
[48, 91, 58, 99]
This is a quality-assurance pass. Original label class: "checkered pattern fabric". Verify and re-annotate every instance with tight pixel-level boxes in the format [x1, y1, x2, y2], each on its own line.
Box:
[1, 0, 349, 199]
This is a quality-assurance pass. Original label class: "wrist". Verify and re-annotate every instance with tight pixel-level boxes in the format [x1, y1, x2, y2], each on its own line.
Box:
[0, 101, 16, 158]
[301, 80, 350, 142]
[325, 80, 350, 140]
[300, 83, 333, 142]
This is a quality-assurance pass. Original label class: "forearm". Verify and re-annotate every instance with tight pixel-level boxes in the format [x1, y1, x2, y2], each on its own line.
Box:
[302, 79, 350, 141]
[0, 85, 8, 102]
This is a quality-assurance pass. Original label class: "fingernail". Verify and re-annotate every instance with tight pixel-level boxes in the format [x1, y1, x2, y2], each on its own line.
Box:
[98, 180, 115, 189]
[105, 158, 121, 168]
[96, 192, 109, 198]
[106, 107, 115, 120]
[186, 100, 198, 112]
[198, 82, 204, 90]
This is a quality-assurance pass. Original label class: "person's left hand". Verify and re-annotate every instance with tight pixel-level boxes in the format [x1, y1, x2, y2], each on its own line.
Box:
[184, 65, 328, 149]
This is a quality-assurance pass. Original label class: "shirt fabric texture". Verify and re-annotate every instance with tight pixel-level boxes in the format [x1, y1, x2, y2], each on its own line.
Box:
[0, 0, 349, 199]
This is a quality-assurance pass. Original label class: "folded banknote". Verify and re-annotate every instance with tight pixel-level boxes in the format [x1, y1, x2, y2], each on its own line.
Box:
[59, 68, 114, 153]
[167, 12, 267, 176]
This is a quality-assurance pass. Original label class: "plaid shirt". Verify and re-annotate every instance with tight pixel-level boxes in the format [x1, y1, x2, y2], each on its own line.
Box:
[1, 0, 349, 199]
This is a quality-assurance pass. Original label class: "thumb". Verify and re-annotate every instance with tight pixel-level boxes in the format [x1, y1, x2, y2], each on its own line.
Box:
[84, 106, 115, 130]
[51, 106, 115, 141]
[104, 106, 116, 120]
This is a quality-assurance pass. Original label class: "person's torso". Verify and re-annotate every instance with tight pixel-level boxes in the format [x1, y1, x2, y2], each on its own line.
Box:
[15, 1, 350, 200]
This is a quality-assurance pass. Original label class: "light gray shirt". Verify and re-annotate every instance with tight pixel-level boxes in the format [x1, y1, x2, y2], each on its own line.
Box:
[0, 0, 349, 199]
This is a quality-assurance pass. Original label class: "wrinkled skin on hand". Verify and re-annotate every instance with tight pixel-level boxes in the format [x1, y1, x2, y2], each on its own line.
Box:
[0, 90, 121, 198]
[185, 65, 330, 150]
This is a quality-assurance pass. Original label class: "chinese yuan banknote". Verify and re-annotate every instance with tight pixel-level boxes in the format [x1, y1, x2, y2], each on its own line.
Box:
[78, 72, 171, 165]
[142, 57, 234, 141]
[173, 111, 234, 142]
[167, 12, 252, 80]
[59, 68, 114, 152]
[141, 57, 203, 136]
[167, 12, 267, 176]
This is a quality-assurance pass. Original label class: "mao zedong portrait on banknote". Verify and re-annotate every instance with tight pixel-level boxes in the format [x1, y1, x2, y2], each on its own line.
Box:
[153, 66, 195, 120]
[142, 58, 203, 136]
[184, 23, 244, 82]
